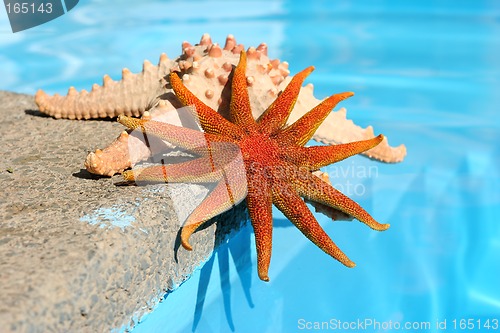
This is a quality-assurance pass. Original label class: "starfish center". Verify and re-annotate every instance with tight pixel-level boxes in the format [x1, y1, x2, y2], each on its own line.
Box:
[239, 133, 281, 166]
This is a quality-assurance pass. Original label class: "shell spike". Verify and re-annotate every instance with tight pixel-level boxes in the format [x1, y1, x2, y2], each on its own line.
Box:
[142, 60, 154, 72]
[159, 53, 168, 65]
[256, 43, 268, 56]
[208, 43, 222, 57]
[122, 68, 132, 80]
[103, 74, 113, 87]
[224, 34, 236, 50]
[68, 86, 77, 96]
[200, 33, 212, 46]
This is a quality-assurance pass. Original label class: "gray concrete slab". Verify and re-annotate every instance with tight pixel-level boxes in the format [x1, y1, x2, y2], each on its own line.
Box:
[0, 91, 247, 332]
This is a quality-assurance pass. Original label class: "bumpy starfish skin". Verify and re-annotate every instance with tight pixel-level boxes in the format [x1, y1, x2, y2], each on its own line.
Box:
[118, 51, 390, 281]
[34, 34, 406, 175]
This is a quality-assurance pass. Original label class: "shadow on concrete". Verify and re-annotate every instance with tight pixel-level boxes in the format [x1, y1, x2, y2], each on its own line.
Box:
[72, 169, 106, 180]
[25, 109, 51, 118]
[25, 108, 118, 121]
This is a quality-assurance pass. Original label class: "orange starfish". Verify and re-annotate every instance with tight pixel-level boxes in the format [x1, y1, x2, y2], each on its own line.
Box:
[118, 51, 389, 281]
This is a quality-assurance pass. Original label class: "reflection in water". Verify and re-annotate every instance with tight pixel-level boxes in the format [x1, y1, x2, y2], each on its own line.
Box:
[191, 218, 297, 332]
[192, 221, 255, 332]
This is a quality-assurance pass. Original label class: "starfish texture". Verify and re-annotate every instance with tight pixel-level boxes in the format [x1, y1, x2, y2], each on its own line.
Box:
[34, 34, 406, 176]
[118, 51, 390, 281]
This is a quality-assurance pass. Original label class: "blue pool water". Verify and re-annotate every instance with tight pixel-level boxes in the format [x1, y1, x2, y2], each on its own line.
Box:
[1, 1, 499, 332]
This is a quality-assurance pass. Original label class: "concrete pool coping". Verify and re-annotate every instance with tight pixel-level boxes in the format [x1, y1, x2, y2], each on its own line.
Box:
[0, 91, 247, 332]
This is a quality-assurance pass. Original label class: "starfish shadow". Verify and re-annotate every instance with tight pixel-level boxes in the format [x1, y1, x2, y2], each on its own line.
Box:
[72, 168, 107, 180]
[186, 203, 254, 332]
[189, 209, 296, 331]
[24, 109, 50, 118]
[273, 217, 293, 228]
[216, 68, 233, 121]
[25, 108, 118, 121]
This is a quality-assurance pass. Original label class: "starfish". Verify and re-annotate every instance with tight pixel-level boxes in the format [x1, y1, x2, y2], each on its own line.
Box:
[117, 51, 389, 281]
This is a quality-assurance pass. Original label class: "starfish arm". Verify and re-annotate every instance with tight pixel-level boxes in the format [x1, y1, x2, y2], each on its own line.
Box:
[229, 51, 258, 131]
[285, 134, 384, 170]
[122, 140, 243, 183]
[257, 66, 315, 134]
[117, 115, 234, 152]
[271, 177, 355, 268]
[290, 168, 389, 231]
[181, 171, 248, 250]
[246, 166, 274, 281]
[277, 92, 354, 146]
[122, 156, 225, 183]
[169, 72, 244, 138]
